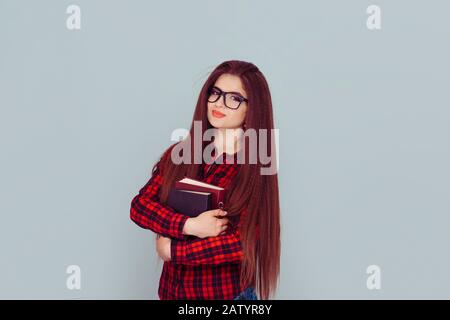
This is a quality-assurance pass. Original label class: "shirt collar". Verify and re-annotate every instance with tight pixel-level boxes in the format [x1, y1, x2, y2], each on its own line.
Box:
[208, 149, 240, 165]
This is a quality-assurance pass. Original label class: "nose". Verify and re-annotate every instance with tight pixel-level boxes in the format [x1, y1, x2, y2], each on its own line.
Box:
[214, 94, 226, 109]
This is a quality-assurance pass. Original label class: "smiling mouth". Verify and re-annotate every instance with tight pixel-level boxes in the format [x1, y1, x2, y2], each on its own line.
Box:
[212, 110, 226, 118]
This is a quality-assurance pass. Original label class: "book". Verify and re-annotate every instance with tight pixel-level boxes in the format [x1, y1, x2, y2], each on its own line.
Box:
[167, 189, 211, 217]
[174, 177, 226, 210]
[167, 177, 226, 217]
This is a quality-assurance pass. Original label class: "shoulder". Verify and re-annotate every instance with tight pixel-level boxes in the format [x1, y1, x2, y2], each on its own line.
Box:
[152, 142, 180, 176]
[161, 142, 179, 162]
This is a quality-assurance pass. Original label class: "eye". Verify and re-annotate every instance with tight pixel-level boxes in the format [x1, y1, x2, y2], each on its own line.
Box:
[230, 94, 244, 102]
[210, 88, 221, 95]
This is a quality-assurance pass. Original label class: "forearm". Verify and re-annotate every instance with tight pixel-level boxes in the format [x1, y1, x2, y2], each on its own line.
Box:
[130, 194, 190, 240]
[130, 158, 191, 240]
[170, 230, 243, 266]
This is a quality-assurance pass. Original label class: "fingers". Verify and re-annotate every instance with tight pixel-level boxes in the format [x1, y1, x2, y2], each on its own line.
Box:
[219, 224, 228, 236]
[215, 217, 228, 226]
[214, 209, 228, 217]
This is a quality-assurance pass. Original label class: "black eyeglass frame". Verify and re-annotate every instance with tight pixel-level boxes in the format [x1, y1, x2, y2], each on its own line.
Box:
[207, 86, 249, 110]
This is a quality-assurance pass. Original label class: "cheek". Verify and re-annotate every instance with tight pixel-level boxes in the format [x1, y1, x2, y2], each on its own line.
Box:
[206, 103, 212, 118]
[236, 108, 247, 122]
[227, 110, 246, 126]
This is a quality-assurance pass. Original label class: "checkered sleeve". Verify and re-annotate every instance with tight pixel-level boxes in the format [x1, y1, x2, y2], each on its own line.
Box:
[170, 208, 254, 265]
[170, 229, 244, 265]
[130, 152, 190, 240]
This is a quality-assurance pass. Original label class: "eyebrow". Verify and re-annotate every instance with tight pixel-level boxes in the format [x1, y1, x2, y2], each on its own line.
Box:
[213, 86, 247, 99]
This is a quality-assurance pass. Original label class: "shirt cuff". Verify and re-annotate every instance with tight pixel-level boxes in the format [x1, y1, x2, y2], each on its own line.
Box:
[170, 239, 187, 264]
[170, 214, 190, 241]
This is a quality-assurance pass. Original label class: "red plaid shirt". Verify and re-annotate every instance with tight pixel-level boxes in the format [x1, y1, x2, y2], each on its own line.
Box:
[130, 149, 253, 300]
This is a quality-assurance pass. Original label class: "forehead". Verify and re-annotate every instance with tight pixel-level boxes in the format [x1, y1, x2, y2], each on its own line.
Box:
[214, 74, 247, 97]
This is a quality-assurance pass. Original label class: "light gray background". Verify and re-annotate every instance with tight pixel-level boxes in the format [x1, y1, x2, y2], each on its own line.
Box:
[1, 0, 449, 299]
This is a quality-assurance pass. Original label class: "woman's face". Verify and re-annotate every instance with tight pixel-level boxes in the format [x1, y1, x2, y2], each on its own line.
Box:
[207, 74, 248, 129]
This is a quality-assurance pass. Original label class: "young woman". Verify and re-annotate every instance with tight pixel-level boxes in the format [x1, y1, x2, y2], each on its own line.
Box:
[130, 60, 280, 300]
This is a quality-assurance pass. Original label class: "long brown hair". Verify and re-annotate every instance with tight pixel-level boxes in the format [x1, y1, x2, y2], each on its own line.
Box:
[157, 60, 280, 300]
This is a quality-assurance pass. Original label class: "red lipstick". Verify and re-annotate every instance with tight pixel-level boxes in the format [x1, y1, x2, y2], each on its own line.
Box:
[212, 110, 226, 118]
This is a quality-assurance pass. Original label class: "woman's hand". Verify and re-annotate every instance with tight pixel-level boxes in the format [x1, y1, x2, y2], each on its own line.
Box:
[156, 234, 171, 261]
[184, 209, 229, 239]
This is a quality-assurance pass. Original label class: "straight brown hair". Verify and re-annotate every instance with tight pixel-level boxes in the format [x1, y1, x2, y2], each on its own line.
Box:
[156, 60, 280, 300]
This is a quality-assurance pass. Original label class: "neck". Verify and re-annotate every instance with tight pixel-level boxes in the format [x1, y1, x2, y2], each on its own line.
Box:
[213, 127, 244, 155]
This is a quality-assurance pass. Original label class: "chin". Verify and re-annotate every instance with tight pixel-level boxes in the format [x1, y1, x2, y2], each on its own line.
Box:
[207, 116, 222, 128]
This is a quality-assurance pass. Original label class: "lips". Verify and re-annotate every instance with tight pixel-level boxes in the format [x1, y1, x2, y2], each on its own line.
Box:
[212, 110, 226, 118]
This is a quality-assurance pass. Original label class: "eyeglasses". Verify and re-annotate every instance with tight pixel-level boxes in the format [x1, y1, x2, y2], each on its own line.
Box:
[207, 86, 248, 110]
